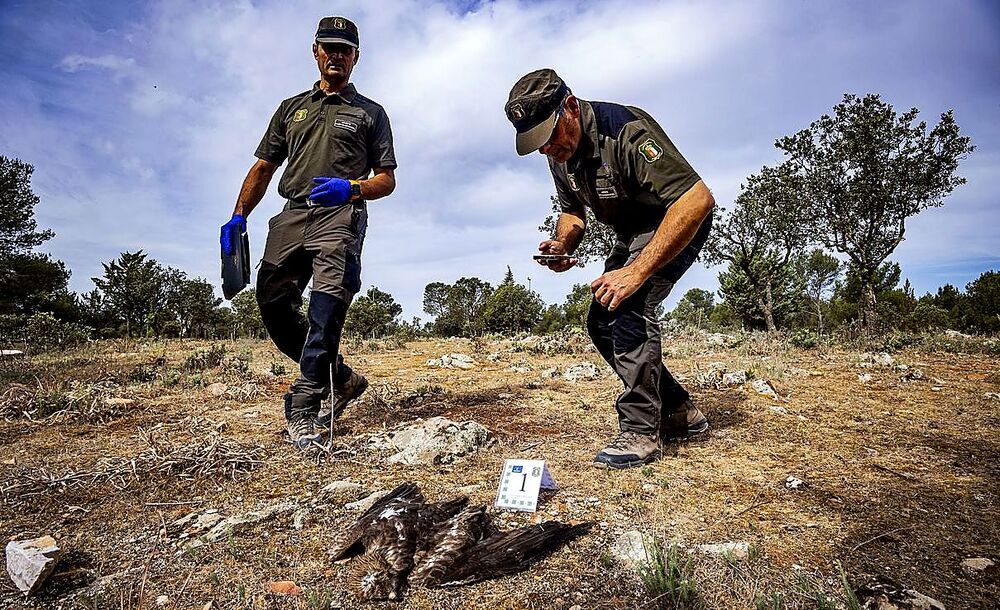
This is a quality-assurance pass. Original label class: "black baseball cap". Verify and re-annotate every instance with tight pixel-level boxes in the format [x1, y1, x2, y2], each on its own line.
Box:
[315, 16, 359, 48]
[505, 68, 570, 156]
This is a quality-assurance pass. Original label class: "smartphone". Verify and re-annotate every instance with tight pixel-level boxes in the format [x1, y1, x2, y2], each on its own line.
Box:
[533, 254, 576, 264]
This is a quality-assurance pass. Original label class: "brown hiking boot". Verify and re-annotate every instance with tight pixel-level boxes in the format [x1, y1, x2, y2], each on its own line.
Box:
[660, 399, 709, 442]
[593, 430, 661, 470]
[315, 371, 368, 427]
[286, 417, 323, 450]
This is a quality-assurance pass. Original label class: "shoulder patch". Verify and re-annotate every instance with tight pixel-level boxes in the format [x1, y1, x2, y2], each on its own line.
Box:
[292, 109, 308, 122]
[638, 138, 663, 163]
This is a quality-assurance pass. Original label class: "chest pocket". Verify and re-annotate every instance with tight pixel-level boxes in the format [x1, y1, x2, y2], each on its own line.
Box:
[331, 108, 367, 140]
[594, 163, 624, 202]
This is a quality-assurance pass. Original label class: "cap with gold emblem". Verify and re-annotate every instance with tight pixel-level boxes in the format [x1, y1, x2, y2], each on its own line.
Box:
[505, 68, 570, 156]
[315, 16, 359, 48]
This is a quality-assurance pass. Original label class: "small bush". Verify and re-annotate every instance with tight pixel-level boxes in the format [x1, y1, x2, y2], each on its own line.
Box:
[788, 329, 819, 349]
[637, 538, 697, 609]
[183, 344, 227, 371]
[270, 361, 287, 376]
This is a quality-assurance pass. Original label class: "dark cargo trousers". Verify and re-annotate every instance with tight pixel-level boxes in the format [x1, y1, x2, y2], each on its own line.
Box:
[255, 201, 367, 420]
[586, 213, 712, 436]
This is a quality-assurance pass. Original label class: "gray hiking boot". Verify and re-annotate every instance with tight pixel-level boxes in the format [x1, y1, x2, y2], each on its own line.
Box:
[660, 399, 709, 442]
[593, 430, 661, 470]
[286, 417, 323, 450]
[316, 371, 368, 427]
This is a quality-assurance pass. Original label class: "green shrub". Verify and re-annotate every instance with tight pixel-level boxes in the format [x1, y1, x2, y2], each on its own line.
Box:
[637, 538, 697, 609]
[0, 313, 91, 354]
[183, 344, 227, 371]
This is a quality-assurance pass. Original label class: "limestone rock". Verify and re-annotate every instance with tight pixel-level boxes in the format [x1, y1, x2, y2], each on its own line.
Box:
[750, 378, 778, 399]
[345, 490, 389, 512]
[961, 557, 994, 571]
[611, 531, 653, 570]
[563, 362, 600, 382]
[181, 502, 296, 549]
[207, 382, 228, 396]
[378, 416, 492, 465]
[5, 535, 63, 595]
[697, 541, 750, 559]
[319, 480, 364, 505]
[721, 370, 750, 387]
[426, 353, 474, 369]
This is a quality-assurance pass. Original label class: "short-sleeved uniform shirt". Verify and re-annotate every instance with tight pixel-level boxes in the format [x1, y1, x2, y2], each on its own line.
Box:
[255, 82, 396, 202]
[549, 100, 700, 242]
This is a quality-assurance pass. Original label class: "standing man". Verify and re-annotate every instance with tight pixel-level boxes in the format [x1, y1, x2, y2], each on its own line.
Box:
[505, 69, 713, 470]
[221, 17, 396, 450]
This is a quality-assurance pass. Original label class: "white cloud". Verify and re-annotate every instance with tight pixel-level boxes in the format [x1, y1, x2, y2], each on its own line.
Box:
[57, 53, 136, 75]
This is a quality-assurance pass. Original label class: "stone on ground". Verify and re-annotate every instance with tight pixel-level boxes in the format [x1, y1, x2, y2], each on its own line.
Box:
[5, 535, 63, 595]
[378, 416, 492, 465]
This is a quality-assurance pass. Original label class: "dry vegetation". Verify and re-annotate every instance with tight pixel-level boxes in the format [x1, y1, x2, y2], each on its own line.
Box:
[1, 331, 997, 609]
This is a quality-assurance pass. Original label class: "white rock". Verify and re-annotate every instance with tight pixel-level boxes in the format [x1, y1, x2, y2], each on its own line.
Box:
[345, 490, 389, 512]
[426, 353, 475, 369]
[750, 378, 778, 399]
[207, 382, 228, 397]
[182, 502, 296, 548]
[961, 557, 994, 571]
[985, 392, 1000, 401]
[155, 595, 170, 606]
[5, 535, 63, 595]
[769, 406, 789, 415]
[611, 531, 652, 570]
[697, 541, 750, 559]
[944, 329, 971, 339]
[860, 352, 895, 367]
[900, 589, 946, 609]
[540, 366, 560, 378]
[319, 480, 364, 504]
[785, 475, 806, 489]
[858, 373, 873, 383]
[379, 416, 492, 465]
[563, 362, 600, 382]
[292, 508, 310, 530]
[721, 370, 750, 386]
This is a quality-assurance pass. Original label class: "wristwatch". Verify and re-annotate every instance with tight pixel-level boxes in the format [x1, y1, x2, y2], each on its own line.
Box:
[349, 180, 363, 201]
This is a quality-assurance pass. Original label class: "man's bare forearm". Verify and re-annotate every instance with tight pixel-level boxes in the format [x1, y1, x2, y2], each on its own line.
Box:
[233, 159, 279, 217]
[359, 168, 395, 201]
[555, 211, 586, 253]
[630, 180, 715, 279]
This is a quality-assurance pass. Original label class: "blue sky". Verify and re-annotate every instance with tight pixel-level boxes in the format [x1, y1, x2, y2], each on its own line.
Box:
[1, 0, 997, 319]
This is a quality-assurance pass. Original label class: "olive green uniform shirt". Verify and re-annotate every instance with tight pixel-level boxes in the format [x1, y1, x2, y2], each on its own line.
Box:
[255, 82, 396, 201]
[549, 100, 700, 240]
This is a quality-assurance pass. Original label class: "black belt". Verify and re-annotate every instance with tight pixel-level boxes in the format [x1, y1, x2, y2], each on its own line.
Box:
[286, 197, 312, 210]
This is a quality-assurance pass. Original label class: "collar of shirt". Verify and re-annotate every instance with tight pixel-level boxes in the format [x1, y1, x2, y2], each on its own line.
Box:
[310, 81, 358, 104]
[568, 100, 602, 172]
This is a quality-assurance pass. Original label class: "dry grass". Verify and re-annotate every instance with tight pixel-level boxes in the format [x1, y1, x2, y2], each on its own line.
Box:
[0, 334, 997, 609]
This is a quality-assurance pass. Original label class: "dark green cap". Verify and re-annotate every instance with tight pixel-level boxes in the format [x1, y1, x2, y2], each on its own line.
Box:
[505, 68, 569, 156]
[316, 16, 359, 48]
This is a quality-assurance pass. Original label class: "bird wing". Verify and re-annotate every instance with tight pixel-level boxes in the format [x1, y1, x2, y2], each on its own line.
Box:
[411, 504, 490, 587]
[329, 482, 425, 561]
[433, 521, 593, 587]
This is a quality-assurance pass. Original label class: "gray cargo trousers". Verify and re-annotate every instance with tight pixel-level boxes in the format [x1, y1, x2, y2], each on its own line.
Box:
[255, 200, 367, 419]
[586, 212, 712, 436]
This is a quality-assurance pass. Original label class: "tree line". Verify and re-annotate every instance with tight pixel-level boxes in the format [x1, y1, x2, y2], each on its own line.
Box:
[1, 91, 995, 350]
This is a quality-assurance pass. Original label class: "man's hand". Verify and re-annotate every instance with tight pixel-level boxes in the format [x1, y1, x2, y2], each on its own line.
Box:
[591, 265, 647, 311]
[220, 214, 246, 256]
[537, 239, 577, 272]
[309, 176, 352, 206]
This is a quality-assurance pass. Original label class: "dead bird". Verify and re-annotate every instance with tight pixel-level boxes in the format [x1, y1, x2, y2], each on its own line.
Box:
[329, 482, 592, 600]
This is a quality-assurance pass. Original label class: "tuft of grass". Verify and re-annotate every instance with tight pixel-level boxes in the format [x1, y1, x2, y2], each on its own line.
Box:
[836, 560, 862, 610]
[795, 570, 837, 610]
[637, 538, 697, 609]
[305, 589, 333, 609]
[269, 360, 287, 376]
[754, 591, 785, 610]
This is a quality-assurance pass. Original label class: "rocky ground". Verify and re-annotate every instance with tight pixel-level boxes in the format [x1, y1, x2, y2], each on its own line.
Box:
[0, 331, 997, 609]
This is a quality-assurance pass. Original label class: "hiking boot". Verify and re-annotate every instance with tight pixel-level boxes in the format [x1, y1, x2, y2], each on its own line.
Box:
[286, 417, 323, 450]
[316, 371, 368, 427]
[593, 431, 661, 470]
[660, 399, 709, 442]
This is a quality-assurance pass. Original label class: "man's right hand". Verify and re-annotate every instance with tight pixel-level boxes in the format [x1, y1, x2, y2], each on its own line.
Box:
[221, 214, 246, 256]
[538, 239, 577, 272]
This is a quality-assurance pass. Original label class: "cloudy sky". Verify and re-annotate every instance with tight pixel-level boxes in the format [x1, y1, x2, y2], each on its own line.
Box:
[1, 0, 997, 319]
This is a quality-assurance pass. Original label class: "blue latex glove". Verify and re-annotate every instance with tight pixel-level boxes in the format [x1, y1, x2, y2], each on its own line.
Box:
[220, 214, 246, 256]
[308, 176, 352, 207]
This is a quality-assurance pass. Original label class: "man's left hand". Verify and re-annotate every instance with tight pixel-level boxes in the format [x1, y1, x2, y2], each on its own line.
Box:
[309, 176, 352, 206]
[591, 265, 647, 311]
